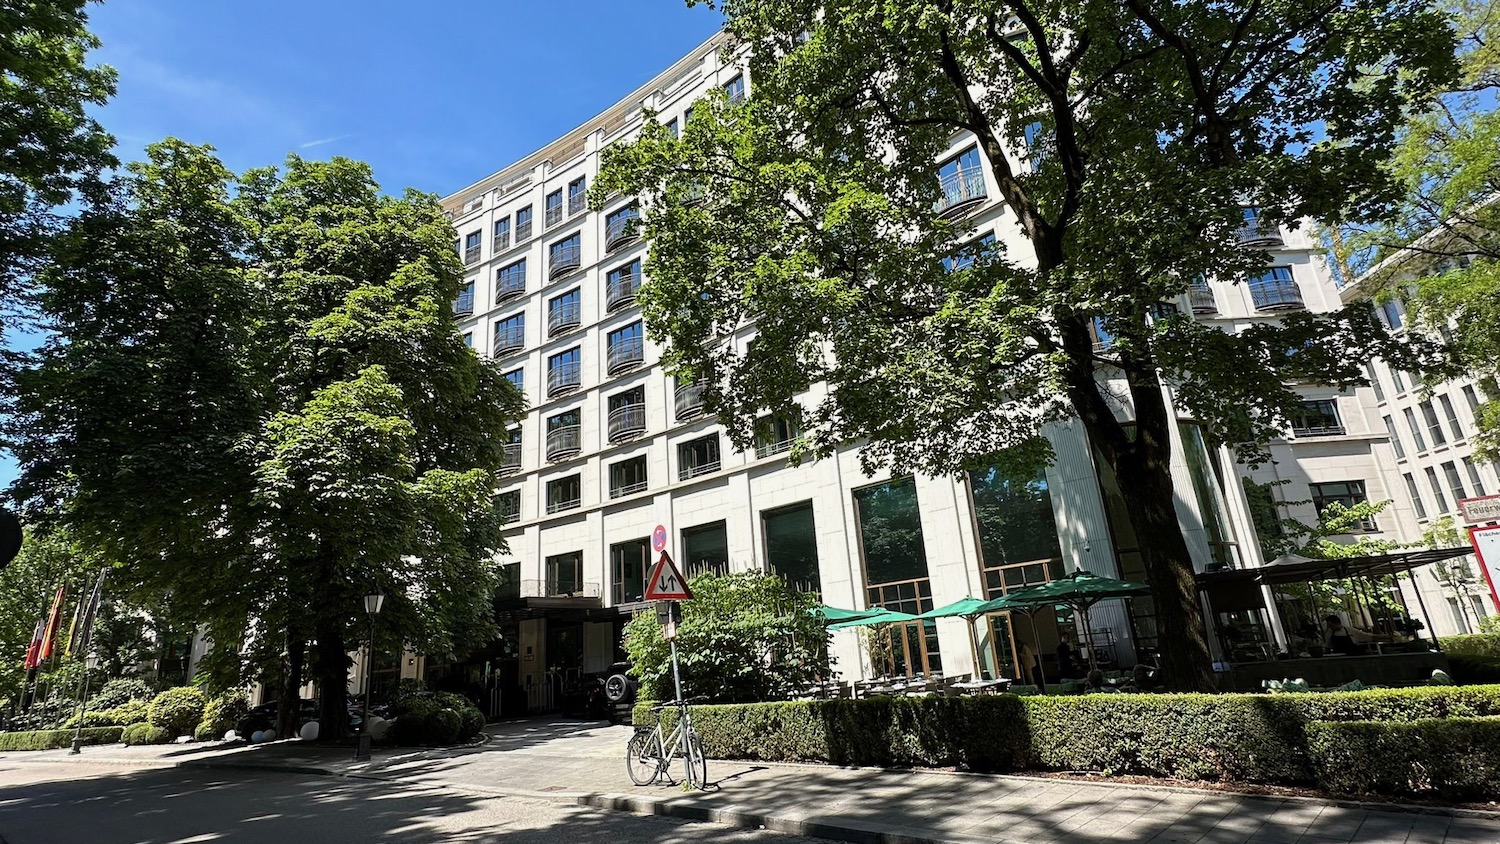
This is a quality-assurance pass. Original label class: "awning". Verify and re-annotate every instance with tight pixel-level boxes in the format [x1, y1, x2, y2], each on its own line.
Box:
[1196, 546, 1474, 589]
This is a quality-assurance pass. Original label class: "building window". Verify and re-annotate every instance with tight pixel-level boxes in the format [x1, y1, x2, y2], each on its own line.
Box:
[501, 427, 522, 474]
[1023, 121, 1047, 167]
[547, 347, 581, 397]
[605, 205, 641, 251]
[943, 232, 996, 273]
[496, 258, 526, 301]
[463, 230, 482, 264]
[606, 321, 645, 374]
[665, 117, 678, 138]
[545, 189, 564, 227]
[1366, 363, 1385, 401]
[611, 538, 650, 604]
[1442, 461, 1468, 505]
[934, 146, 985, 215]
[544, 475, 581, 515]
[607, 386, 647, 443]
[493, 217, 511, 252]
[969, 465, 1063, 598]
[605, 260, 641, 311]
[1439, 394, 1464, 440]
[568, 176, 587, 216]
[1420, 400, 1448, 446]
[462, 331, 472, 348]
[677, 434, 721, 480]
[496, 490, 520, 524]
[1462, 384, 1482, 416]
[1404, 407, 1427, 451]
[515, 205, 533, 241]
[1308, 481, 1374, 531]
[608, 455, 648, 499]
[1247, 266, 1304, 311]
[1290, 399, 1343, 437]
[854, 476, 939, 677]
[1403, 473, 1428, 519]
[454, 280, 475, 316]
[1426, 466, 1450, 513]
[544, 550, 583, 594]
[1383, 416, 1405, 459]
[547, 288, 582, 338]
[763, 502, 819, 593]
[681, 521, 729, 578]
[1377, 298, 1404, 330]
[545, 408, 581, 462]
[754, 411, 800, 458]
[723, 74, 745, 103]
[1392, 369, 1407, 392]
[503, 367, 524, 392]
[1464, 457, 1489, 496]
[493, 313, 525, 357]
[549, 233, 581, 279]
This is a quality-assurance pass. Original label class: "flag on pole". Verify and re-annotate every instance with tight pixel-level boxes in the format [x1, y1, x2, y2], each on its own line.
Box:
[63, 592, 85, 658]
[36, 586, 66, 664]
[23, 617, 45, 670]
[73, 570, 107, 658]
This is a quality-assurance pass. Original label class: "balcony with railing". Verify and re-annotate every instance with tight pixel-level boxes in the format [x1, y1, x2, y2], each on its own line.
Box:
[515, 219, 532, 242]
[569, 191, 587, 216]
[547, 361, 581, 397]
[453, 288, 474, 316]
[549, 241, 581, 279]
[609, 473, 648, 499]
[606, 269, 641, 312]
[545, 203, 564, 228]
[755, 436, 794, 460]
[934, 169, 987, 218]
[607, 403, 647, 443]
[548, 300, 581, 338]
[464, 244, 482, 265]
[493, 325, 525, 357]
[1188, 284, 1216, 314]
[679, 454, 721, 482]
[1236, 210, 1284, 247]
[523, 579, 600, 598]
[1291, 422, 1346, 437]
[1249, 277, 1305, 311]
[674, 380, 706, 420]
[606, 337, 645, 375]
[545, 424, 581, 462]
[492, 230, 510, 253]
[500, 442, 521, 475]
[495, 273, 525, 304]
[605, 212, 640, 252]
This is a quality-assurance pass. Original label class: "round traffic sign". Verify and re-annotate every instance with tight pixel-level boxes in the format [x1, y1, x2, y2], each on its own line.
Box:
[651, 524, 667, 552]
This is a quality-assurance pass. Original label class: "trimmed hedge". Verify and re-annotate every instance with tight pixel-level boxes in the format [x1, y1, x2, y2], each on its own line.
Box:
[1440, 633, 1500, 659]
[1307, 717, 1500, 799]
[0, 727, 124, 751]
[634, 685, 1500, 797]
[147, 687, 206, 737]
[387, 692, 485, 746]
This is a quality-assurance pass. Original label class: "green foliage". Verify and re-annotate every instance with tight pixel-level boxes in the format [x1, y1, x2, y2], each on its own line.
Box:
[622, 571, 827, 703]
[88, 678, 154, 712]
[1307, 718, 1500, 799]
[386, 693, 483, 746]
[195, 691, 249, 741]
[145, 687, 206, 737]
[0, 727, 122, 752]
[636, 685, 1500, 796]
[120, 721, 172, 746]
[428, 708, 462, 745]
[1442, 633, 1500, 659]
[0, 529, 99, 701]
[7, 696, 74, 731]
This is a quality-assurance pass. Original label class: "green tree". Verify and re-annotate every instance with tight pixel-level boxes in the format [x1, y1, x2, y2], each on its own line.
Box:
[1340, 0, 1500, 460]
[0, 0, 116, 337]
[598, 1, 1455, 689]
[0, 529, 94, 705]
[623, 571, 828, 702]
[7, 142, 524, 738]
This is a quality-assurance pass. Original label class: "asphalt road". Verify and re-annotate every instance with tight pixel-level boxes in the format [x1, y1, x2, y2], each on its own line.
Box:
[0, 762, 828, 844]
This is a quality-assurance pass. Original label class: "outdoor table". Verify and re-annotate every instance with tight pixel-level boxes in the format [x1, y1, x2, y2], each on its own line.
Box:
[952, 678, 1011, 695]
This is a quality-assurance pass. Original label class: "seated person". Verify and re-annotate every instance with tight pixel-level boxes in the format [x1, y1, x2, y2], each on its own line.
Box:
[1084, 668, 1120, 693]
[1324, 615, 1370, 655]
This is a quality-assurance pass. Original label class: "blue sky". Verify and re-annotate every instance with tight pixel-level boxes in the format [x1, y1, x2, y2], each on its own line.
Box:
[0, 0, 723, 489]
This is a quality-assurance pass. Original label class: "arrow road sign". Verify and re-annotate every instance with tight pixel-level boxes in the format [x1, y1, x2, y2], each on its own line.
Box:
[644, 551, 693, 601]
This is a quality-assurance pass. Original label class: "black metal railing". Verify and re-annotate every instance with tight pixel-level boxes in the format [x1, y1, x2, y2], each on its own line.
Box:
[545, 203, 564, 228]
[1249, 278, 1304, 311]
[606, 270, 641, 312]
[1189, 285, 1216, 314]
[605, 213, 640, 252]
[492, 230, 510, 252]
[500, 442, 521, 475]
[453, 289, 474, 316]
[934, 169, 987, 217]
[547, 362, 581, 397]
[515, 219, 532, 242]
[545, 425, 581, 462]
[568, 190, 587, 216]
[464, 245, 481, 265]
[493, 325, 525, 356]
[549, 241, 581, 279]
[674, 381, 706, 420]
[1236, 222, 1284, 247]
[606, 338, 645, 375]
[607, 404, 647, 442]
[495, 273, 525, 303]
[547, 300, 581, 337]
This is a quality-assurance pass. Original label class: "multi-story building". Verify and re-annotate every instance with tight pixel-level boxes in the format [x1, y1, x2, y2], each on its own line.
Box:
[434, 31, 1471, 708]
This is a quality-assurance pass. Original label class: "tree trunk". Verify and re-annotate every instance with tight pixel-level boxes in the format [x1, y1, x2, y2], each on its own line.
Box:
[276, 634, 304, 739]
[313, 606, 349, 742]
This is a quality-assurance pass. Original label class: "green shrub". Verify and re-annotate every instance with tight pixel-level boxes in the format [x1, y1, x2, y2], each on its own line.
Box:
[1307, 717, 1500, 799]
[146, 687, 206, 737]
[458, 706, 485, 740]
[194, 691, 249, 741]
[635, 685, 1500, 795]
[0, 727, 123, 751]
[429, 708, 462, 745]
[8, 697, 75, 731]
[1440, 634, 1500, 659]
[88, 678, 154, 712]
[389, 696, 439, 745]
[1447, 655, 1500, 685]
[120, 722, 173, 746]
[61, 710, 119, 730]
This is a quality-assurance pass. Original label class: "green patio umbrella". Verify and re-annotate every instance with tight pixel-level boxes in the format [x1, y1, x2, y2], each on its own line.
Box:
[810, 605, 886, 624]
[916, 597, 990, 680]
[994, 570, 1150, 670]
[827, 608, 921, 630]
[975, 591, 1054, 684]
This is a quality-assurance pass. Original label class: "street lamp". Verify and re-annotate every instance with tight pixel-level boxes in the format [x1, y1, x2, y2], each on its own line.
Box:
[355, 593, 385, 761]
[69, 653, 100, 755]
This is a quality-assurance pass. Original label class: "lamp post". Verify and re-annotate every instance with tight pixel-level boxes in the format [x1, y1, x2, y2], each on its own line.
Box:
[355, 593, 384, 761]
[69, 653, 100, 755]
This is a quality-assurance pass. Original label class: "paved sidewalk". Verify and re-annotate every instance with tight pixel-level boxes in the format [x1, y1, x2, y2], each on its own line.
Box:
[3, 719, 1496, 844]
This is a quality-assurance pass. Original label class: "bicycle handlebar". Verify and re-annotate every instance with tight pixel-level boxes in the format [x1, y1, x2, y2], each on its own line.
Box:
[649, 695, 709, 711]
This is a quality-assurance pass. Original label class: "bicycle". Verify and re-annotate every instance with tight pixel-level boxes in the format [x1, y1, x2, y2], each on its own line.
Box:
[625, 695, 708, 789]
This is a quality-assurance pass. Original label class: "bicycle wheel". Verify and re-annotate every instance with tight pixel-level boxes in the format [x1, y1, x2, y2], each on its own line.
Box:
[626, 729, 662, 786]
[683, 728, 708, 790]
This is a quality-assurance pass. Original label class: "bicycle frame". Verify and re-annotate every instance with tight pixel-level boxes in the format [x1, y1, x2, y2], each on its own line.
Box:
[631, 699, 703, 787]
